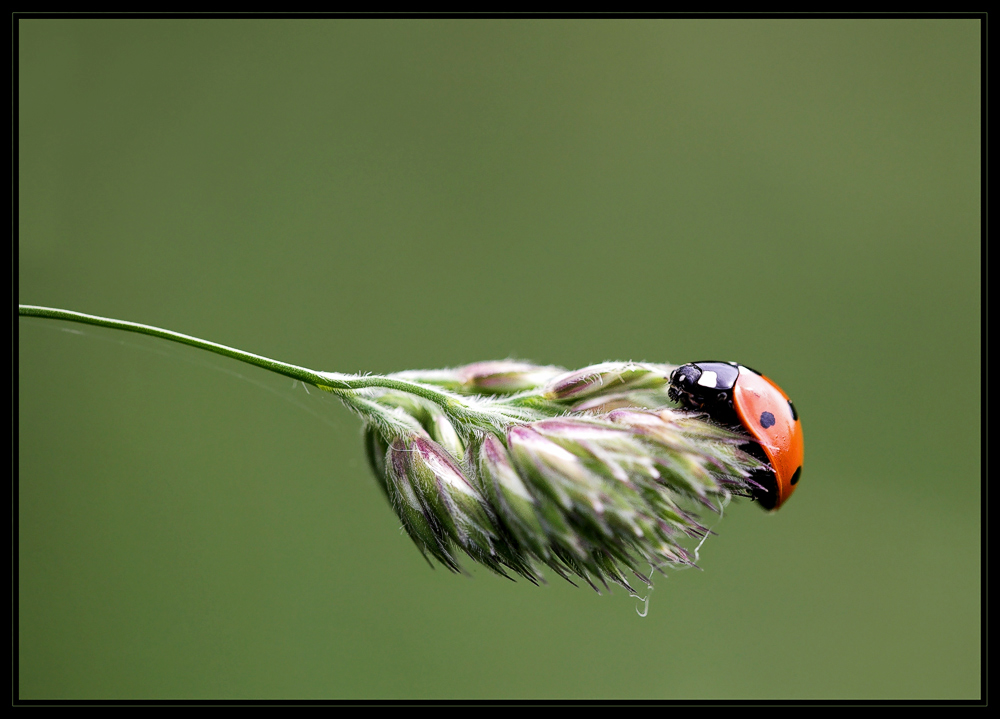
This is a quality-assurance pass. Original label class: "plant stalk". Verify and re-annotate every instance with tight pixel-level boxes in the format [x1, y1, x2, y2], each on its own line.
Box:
[17, 304, 502, 428]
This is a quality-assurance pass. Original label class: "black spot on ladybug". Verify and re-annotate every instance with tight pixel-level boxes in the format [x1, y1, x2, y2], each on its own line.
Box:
[788, 400, 798, 421]
[759, 411, 776, 429]
[790, 466, 801, 485]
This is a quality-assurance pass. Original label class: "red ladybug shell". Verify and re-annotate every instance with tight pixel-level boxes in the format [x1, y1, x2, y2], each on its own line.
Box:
[733, 368, 804, 510]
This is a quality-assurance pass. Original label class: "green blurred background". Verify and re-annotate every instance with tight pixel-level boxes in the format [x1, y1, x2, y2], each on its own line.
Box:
[18, 19, 981, 699]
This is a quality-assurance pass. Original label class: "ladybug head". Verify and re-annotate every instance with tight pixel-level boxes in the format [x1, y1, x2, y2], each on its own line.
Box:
[668, 361, 741, 424]
[669, 363, 701, 388]
[667, 363, 703, 408]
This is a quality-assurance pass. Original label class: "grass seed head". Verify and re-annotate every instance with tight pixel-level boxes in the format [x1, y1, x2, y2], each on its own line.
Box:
[364, 377, 761, 592]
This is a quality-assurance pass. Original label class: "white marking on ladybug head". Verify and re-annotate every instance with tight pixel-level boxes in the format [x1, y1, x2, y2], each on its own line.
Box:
[697, 370, 718, 388]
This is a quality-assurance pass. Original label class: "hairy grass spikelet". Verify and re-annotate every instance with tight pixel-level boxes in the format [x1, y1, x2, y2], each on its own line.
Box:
[363, 361, 763, 592]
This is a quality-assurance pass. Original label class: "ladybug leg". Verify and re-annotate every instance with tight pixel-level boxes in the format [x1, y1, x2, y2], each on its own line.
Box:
[741, 440, 779, 510]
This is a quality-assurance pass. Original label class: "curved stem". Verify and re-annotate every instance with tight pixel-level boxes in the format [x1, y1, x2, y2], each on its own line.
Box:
[17, 304, 526, 429]
[19, 304, 338, 389]
[319, 372, 470, 410]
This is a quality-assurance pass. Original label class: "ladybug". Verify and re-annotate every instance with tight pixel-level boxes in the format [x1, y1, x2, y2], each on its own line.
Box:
[668, 361, 803, 510]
